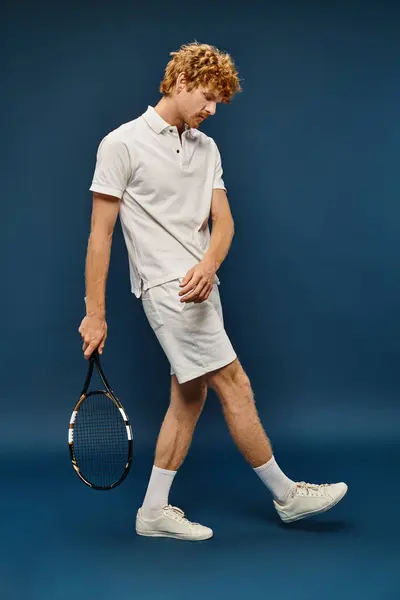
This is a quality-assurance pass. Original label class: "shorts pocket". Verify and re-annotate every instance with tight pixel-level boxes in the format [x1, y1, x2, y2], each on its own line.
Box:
[181, 297, 223, 334]
[142, 289, 164, 332]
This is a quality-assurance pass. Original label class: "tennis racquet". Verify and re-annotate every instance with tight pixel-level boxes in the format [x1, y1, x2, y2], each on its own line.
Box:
[68, 350, 133, 490]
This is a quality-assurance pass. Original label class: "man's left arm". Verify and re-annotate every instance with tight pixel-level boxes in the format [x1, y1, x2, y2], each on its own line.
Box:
[179, 188, 235, 303]
[204, 188, 235, 272]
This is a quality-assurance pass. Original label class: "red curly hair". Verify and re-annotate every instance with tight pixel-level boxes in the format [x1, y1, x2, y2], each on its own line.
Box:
[160, 41, 242, 104]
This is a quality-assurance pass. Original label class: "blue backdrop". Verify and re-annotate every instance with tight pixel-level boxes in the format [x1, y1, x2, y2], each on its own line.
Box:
[3, 1, 400, 599]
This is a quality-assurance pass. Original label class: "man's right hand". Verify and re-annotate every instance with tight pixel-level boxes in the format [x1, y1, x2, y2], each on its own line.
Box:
[78, 315, 108, 359]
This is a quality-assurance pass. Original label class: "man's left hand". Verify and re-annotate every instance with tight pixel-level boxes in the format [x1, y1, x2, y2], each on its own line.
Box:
[179, 259, 217, 303]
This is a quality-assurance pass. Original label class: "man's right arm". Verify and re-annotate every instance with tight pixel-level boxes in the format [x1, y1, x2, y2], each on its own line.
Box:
[79, 135, 131, 359]
[79, 192, 120, 359]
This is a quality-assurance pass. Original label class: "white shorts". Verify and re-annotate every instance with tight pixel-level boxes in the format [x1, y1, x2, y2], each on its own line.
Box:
[141, 279, 237, 383]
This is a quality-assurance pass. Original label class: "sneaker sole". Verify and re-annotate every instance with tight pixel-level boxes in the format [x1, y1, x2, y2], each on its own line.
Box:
[136, 529, 213, 541]
[277, 484, 348, 523]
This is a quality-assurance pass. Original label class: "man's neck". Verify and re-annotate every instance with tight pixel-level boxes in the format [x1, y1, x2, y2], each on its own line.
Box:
[154, 96, 186, 135]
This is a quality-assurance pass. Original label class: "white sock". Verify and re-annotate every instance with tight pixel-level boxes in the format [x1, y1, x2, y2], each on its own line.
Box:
[141, 465, 177, 518]
[254, 456, 295, 504]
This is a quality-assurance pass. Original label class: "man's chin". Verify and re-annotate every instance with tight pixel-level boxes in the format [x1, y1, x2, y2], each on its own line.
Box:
[188, 117, 204, 129]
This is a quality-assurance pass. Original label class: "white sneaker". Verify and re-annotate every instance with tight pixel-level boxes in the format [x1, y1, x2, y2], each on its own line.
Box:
[136, 505, 213, 541]
[274, 481, 348, 523]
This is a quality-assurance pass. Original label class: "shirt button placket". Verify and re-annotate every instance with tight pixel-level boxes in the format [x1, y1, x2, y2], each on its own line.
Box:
[169, 128, 183, 167]
[176, 146, 183, 167]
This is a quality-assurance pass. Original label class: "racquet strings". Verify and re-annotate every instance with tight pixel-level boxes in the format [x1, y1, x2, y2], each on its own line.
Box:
[73, 392, 129, 488]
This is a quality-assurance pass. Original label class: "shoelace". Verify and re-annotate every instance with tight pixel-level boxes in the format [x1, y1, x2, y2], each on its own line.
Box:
[163, 505, 200, 527]
[293, 482, 330, 497]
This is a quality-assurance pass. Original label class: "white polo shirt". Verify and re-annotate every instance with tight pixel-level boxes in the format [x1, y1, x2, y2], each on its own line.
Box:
[89, 106, 226, 297]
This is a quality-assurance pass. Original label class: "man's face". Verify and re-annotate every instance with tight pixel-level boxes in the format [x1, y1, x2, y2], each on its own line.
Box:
[177, 84, 221, 129]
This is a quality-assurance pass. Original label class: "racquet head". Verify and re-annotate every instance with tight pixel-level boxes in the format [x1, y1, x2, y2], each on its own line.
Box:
[68, 351, 133, 490]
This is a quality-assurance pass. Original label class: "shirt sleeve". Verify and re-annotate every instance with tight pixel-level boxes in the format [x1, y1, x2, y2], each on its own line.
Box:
[212, 141, 227, 191]
[89, 136, 131, 199]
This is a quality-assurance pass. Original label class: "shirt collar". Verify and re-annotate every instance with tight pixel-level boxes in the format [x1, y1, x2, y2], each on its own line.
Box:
[142, 106, 195, 137]
[142, 106, 170, 134]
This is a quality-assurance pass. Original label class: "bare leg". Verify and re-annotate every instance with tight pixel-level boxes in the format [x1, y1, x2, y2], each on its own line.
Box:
[140, 375, 207, 517]
[154, 375, 207, 471]
[205, 358, 297, 504]
[206, 358, 273, 468]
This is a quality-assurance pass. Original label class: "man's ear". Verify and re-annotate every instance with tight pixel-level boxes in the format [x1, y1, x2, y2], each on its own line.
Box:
[176, 72, 187, 93]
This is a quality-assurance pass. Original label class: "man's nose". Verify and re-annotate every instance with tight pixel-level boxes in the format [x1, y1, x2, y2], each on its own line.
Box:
[205, 102, 217, 116]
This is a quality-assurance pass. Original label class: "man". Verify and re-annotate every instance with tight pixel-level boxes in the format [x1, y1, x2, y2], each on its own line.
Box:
[79, 42, 347, 541]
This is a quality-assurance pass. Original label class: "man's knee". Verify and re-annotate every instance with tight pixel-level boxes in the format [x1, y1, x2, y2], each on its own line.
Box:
[206, 359, 251, 395]
[170, 375, 207, 416]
